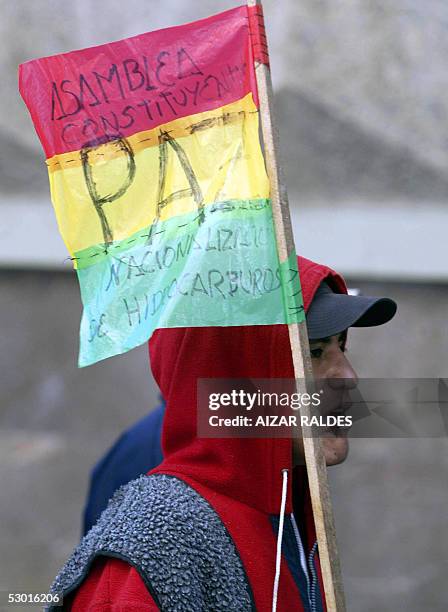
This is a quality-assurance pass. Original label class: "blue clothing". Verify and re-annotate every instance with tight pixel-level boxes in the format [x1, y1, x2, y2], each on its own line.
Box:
[82, 402, 165, 535]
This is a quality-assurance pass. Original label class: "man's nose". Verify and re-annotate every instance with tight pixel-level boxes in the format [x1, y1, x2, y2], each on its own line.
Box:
[326, 352, 359, 390]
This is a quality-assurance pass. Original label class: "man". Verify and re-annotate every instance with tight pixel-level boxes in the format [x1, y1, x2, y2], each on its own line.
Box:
[51, 256, 396, 611]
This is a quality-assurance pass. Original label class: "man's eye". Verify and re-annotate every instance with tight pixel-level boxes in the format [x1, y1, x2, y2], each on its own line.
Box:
[310, 348, 323, 359]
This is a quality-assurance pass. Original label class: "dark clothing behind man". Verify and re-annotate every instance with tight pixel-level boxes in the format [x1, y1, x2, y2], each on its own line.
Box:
[82, 402, 165, 534]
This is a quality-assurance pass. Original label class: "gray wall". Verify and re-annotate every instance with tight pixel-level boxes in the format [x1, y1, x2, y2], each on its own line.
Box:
[1, 1, 447, 610]
[5, 0, 448, 206]
[1, 271, 447, 610]
[5, 0, 448, 172]
[3, 0, 448, 277]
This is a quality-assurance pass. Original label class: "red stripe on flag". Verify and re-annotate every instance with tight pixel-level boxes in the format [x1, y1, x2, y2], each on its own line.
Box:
[248, 5, 270, 68]
[19, 7, 256, 157]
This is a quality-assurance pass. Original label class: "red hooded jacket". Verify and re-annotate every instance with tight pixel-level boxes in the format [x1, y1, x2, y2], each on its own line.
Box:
[69, 256, 347, 611]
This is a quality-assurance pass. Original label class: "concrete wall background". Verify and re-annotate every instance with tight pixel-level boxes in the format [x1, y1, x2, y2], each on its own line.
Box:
[5, 0, 448, 172]
[1, 272, 447, 611]
[1, 1, 447, 610]
[3, 0, 448, 277]
[4, 0, 448, 205]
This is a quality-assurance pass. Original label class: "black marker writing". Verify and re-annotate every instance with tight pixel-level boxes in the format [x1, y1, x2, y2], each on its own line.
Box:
[81, 134, 136, 246]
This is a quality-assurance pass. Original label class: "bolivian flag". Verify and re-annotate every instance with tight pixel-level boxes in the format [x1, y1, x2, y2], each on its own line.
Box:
[19, 6, 303, 367]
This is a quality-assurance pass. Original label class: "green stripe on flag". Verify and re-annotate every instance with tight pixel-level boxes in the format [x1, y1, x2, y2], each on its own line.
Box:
[76, 199, 304, 366]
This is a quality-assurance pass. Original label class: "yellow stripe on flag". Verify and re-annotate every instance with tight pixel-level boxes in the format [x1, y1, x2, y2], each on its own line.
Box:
[48, 93, 269, 255]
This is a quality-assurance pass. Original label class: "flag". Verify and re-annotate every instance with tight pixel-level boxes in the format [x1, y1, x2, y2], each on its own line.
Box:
[19, 6, 304, 367]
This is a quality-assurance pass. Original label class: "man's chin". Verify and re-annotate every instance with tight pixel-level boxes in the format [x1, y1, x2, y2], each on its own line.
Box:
[292, 433, 349, 466]
[322, 434, 349, 466]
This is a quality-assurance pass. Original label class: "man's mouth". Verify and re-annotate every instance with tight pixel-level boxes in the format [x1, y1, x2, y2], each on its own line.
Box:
[315, 400, 352, 436]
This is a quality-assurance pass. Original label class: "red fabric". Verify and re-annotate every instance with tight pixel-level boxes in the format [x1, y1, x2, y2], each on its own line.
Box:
[149, 255, 346, 517]
[70, 557, 158, 611]
[248, 5, 270, 67]
[71, 255, 346, 611]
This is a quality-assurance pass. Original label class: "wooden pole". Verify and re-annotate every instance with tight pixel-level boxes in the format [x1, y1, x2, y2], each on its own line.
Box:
[246, 1, 346, 610]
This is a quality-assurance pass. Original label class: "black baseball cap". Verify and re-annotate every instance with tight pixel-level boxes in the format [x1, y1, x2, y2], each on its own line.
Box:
[306, 282, 397, 340]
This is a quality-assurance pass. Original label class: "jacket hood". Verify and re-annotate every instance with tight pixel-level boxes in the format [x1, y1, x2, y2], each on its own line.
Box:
[149, 256, 347, 515]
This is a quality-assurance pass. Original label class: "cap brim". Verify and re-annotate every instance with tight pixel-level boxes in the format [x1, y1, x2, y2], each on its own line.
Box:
[306, 291, 397, 340]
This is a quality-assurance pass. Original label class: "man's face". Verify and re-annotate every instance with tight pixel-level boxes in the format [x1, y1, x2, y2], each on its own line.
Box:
[293, 331, 358, 467]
